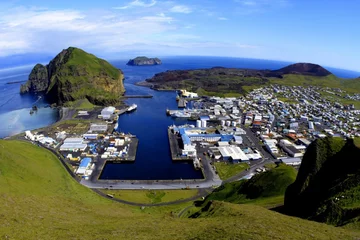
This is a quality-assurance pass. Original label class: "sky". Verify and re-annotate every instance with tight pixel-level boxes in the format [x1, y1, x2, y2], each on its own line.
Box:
[0, 0, 359, 71]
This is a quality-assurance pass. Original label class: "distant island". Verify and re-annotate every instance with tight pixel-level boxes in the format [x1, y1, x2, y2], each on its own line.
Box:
[139, 63, 333, 94]
[20, 47, 125, 106]
[127, 56, 162, 66]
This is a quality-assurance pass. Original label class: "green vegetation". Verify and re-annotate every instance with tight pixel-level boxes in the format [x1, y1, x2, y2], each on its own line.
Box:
[204, 164, 297, 208]
[0, 140, 359, 239]
[99, 189, 198, 204]
[354, 137, 360, 148]
[63, 98, 95, 110]
[22, 47, 125, 106]
[214, 162, 248, 180]
[285, 137, 360, 228]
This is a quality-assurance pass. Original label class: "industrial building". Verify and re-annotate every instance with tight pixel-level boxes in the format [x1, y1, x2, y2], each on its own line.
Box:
[60, 138, 87, 151]
[280, 157, 302, 166]
[100, 106, 116, 119]
[76, 158, 92, 175]
[218, 146, 249, 163]
[89, 123, 108, 133]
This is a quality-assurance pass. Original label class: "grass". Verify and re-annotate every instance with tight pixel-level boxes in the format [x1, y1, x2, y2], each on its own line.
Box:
[354, 137, 360, 148]
[64, 98, 95, 110]
[214, 162, 248, 180]
[99, 189, 199, 204]
[0, 140, 359, 239]
[203, 164, 297, 208]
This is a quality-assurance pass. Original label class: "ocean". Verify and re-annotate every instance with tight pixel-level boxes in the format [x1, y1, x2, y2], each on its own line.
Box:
[1, 56, 359, 179]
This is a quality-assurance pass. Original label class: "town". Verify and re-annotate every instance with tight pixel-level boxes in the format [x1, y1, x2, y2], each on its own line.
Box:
[21, 84, 360, 188]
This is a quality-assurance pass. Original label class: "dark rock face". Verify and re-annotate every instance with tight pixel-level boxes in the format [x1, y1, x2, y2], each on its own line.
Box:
[20, 64, 48, 94]
[127, 56, 161, 66]
[273, 63, 331, 76]
[285, 138, 360, 226]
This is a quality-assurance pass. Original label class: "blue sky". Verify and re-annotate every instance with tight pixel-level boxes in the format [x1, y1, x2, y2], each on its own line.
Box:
[0, 0, 359, 71]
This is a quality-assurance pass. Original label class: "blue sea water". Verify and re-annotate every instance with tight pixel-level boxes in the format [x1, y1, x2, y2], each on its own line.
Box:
[0, 56, 359, 179]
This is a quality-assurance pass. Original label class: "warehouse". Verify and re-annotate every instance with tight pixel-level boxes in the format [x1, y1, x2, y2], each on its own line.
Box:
[218, 146, 249, 163]
[280, 157, 302, 166]
[100, 106, 116, 119]
[60, 138, 87, 151]
[89, 124, 108, 133]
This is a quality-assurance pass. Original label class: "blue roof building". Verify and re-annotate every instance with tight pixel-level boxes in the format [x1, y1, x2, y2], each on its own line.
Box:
[79, 158, 91, 168]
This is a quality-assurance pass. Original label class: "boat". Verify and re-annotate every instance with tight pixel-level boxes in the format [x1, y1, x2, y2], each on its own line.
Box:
[193, 157, 201, 170]
[176, 95, 180, 101]
[171, 111, 191, 118]
[127, 104, 137, 112]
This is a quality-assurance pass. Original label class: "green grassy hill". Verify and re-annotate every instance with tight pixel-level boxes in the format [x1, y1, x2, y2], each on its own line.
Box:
[0, 140, 359, 239]
[21, 47, 125, 106]
[285, 137, 360, 227]
[202, 164, 297, 208]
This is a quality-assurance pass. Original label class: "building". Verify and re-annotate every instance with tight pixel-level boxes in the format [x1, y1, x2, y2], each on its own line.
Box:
[100, 106, 116, 119]
[263, 139, 279, 154]
[218, 146, 249, 163]
[76, 158, 92, 175]
[89, 124, 108, 133]
[280, 157, 302, 166]
[279, 139, 304, 158]
[25, 130, 35, 141]
[60, 138, 87, 151]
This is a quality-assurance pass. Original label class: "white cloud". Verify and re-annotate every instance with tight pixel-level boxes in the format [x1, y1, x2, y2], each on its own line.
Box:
[113, 0, 156, 10]
[170, 5, 192, 14]
[218, 17, 228, 20]
[0, 7, 176, 57]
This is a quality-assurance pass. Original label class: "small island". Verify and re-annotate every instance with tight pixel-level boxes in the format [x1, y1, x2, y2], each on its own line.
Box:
[127, 56, 162, 66]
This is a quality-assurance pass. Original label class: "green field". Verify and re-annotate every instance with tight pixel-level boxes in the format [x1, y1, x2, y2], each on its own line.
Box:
[99, 189, 199, 204]
[64, 98, 95, 110]
[0, 140, 359, 239]
[204, 165, 298, 208]
[214, 162, 248, 180]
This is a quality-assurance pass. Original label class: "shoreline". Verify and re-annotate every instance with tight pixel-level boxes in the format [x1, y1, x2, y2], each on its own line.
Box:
[135, 81, 178, 92]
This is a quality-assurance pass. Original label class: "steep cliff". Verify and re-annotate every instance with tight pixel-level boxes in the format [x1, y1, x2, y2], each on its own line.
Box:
[20, 64, 48, 94]
[285, 137, 360, 226]
[127, 56, 161, 66]
[20, 47, 125, 106]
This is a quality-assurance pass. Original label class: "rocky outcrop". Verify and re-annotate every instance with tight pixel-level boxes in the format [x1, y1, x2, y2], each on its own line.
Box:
[20, 47, 125, 106]
[127, 56, 161, 66]
[20, 64, 48, 94]
[285, 137, 360, 226]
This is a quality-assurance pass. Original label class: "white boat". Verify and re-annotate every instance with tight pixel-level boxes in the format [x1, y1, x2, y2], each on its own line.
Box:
[127, 104, 137, 112]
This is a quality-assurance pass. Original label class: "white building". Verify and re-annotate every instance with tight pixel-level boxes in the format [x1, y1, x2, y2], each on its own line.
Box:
[100, 106, 116, 119]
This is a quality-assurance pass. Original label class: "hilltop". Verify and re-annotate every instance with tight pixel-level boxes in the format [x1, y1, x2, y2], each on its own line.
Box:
[272, 63, 332, 76]
[20, 47, 125, 106]
[1, 140, 359, 239]
[127, 56, 161, 66]
[285, 137, 360, 226]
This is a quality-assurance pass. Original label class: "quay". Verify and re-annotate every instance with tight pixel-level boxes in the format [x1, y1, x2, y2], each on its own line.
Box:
[168, 128, 192, 161]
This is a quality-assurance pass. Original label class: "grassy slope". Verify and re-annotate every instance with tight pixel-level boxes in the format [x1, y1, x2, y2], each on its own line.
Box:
[99, 189, 198, 204]
[214, 162, 248, 180]
[47, 47, 124, 105]
[204, 165, 297, 208]
[0, 140, 359, 239]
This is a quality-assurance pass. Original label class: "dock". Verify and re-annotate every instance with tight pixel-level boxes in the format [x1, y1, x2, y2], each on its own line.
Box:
[168, 128, 192, 161]
[178, 98, 187, 108]
[106, 137, 139, 162]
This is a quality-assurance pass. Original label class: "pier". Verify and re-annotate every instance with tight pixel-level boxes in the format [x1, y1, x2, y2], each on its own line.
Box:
[168, 128, 192, 161]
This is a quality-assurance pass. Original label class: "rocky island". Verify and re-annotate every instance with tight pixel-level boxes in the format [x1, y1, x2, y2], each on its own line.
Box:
[126, 56, 161, 66]
[20, 47, 125, 106]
